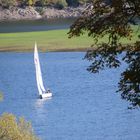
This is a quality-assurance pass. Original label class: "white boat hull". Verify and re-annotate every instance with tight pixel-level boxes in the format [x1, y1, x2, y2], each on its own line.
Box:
[40, 92, 52, 99]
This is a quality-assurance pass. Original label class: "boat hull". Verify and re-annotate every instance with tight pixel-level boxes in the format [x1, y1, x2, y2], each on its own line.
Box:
[40, 92, 52, 99]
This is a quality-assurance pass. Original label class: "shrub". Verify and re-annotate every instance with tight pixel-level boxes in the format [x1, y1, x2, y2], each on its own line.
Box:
[78, 0, 89, 5]
[0, 92, 3, 101]
[17, 0, 26, 7]
[35, 7, 45, 15]
[55, 0, 67, 9]
[46, 0, 67, 9]
[0, 113, 39, 140]
[35, 0, 48, 6]
[66, 0, 89, 7]
[17, 0, 35, 7]
[28, 0, 36, 6]
[0, 0, 17, 8]
[66, 0, 79, 7]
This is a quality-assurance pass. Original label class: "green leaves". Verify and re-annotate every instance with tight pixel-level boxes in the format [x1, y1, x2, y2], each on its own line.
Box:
[0, 0, 17, 8]
[0, 92, 3, 101]
[0, 113, 40, 140]
[68, 0, 140, 108]
[118, 41, 140, 107]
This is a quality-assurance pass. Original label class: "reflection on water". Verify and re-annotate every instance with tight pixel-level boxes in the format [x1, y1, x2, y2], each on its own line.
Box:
[0, 18, 76, 33]
[35, 99, 47, 107]
[0, 52, 140, 140]
[35, 98, 52, 108]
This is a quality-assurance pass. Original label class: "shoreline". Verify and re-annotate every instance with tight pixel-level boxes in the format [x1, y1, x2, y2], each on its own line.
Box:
[0, 5, 88, 22]
[0, 29, 95, 53]
[0, 47, 91, 52]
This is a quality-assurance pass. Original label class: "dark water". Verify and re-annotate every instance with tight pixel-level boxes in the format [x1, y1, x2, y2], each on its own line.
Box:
[0, 52, 140, 140]
[0, 18, 75, 33]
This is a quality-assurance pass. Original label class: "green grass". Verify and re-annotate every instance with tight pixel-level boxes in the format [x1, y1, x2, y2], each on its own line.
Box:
[0, 27, 139, 52]
[0, 29, 94, 52]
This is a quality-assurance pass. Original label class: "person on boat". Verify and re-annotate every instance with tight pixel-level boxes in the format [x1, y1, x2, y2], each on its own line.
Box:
[46, 88, 51, 93]
[39, 95, 42, 99]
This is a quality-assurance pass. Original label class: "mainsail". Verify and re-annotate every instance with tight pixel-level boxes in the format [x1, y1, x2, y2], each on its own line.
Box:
[34, 43, 46, 95]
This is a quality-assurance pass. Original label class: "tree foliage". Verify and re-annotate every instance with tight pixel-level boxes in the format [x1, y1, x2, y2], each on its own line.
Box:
[0, 0, 17, 8]
[46, 0, 67, 9]
[66, 0, 90, 7]
[35, 0, 48, 6]
[0, 0, 89, 8]
[0, 113, 39, 140]
[68, 0, 140, 108]
[18, 0, 35, 6]
[28, 0, 35, 6]
[0, 92, 3, 101]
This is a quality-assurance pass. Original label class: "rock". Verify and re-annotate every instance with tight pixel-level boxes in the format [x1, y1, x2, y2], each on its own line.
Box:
[0, 4, 90, 21]
[0, 6, 41, 21]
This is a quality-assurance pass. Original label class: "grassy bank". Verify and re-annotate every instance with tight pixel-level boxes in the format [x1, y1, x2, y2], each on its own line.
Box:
[0, 27, 139, 52]
[0, 29, 93, 52]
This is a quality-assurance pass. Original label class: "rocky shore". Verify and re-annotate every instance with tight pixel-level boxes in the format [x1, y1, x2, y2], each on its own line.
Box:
[0, 5, 88, 21]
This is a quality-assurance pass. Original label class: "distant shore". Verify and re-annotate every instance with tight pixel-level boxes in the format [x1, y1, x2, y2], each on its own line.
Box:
[0, 27, 138, 52]
[0, 5, 88, 21]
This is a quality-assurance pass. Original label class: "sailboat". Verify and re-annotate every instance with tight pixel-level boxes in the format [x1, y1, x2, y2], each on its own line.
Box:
[34, 42, 52, 99]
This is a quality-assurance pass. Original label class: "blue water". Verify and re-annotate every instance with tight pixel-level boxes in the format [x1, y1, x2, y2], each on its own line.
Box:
[0, 52, 140, 140]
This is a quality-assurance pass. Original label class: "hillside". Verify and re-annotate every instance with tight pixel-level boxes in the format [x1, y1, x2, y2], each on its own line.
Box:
[0, 0, 91, 21]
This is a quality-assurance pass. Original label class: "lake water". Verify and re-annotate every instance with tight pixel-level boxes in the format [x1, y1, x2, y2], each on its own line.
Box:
[0, 18, 75, 33]
[0, 52, 140, 140]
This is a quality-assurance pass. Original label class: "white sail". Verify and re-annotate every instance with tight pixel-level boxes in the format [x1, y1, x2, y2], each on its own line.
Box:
[34, 42, 52, 99]
[34, 43, 46, 95]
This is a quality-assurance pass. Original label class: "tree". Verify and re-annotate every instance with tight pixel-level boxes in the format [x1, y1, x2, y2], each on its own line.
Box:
[16, 0, 35, 7]
[46, 0, 67, 9]
[0, 0, 17, 8]
[66, 0, 90, 7]
[68, 0, 140, 108]
[28, 0, 36, 6]
[0, 113, 39, 140]
[0, 92, 3, 101]
[35, 0, 48, 6]
[54, 0, 67, 9]
[0, 93, 3, 101]
[17, 0, 26, 7]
